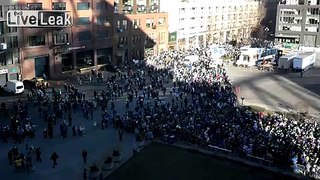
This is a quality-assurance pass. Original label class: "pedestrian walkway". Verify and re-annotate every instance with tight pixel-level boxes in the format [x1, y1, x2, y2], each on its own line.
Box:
[0, 93, 137, 180]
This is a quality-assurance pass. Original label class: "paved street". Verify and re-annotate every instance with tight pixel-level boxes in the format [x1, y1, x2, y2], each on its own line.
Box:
[0, 63, 319, 179]
[228, 66, 320, 118]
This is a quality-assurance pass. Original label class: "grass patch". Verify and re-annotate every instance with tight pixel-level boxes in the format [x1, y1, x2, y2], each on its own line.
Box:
[107, 143, 297, 180]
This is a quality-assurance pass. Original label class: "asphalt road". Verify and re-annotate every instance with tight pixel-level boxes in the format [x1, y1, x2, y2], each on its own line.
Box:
[227, 66, 320, 118]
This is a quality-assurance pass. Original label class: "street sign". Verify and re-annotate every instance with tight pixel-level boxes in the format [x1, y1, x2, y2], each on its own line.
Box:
[0, 69, 8, 74]
[68, 46, 85, 51]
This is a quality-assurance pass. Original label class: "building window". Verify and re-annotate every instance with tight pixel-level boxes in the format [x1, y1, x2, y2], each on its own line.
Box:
[146, 18, 154, 28]
[8, 27, 18, 33]
[53, 32, 68, 44]
[158, 17, 165, 26]
[96, 2, 108, 10]
[137, 0, 146, 13]
[13, 51, 19, 64]
[123, 20, 128, 30]
[97, 16, 106, 25]
[0, 53, 5, 66]
[132, 35, 141, 44]
[52, 2, 66, 10]
[299, 0, 304, 5]
[117, 20, 121, 29]
[132, 19, 140, 29]
[7, 36, 18, 48]
[0, 22, 4, 36]
[28, 35, 45, 46]
[77, 17, 91, 25]
[0, 5, 3, 17]
[6, 52, 13, 65]
[123, 0, 133, 14]
[149, 0, 159, 13]
[96, 30, 109, 39]
[77, 2, 90, 10]
[97, 48, 111, 64]
[114, 0, 119, 13]
[27, 3, 42, 10]
[78, 31, 91, 41]
[118, 37, 128, 45]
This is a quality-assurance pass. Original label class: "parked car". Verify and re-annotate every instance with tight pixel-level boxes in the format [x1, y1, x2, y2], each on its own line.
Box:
[99, 64, 119, 73]
[23, 77, 48, 89]
[3, 80, 24, 94]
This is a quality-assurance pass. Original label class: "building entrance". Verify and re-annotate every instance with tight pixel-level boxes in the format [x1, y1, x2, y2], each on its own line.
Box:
[35, 56, 49, 77]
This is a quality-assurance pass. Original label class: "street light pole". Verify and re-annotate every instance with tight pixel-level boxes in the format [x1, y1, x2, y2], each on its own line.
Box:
[241, 97, 245, 106]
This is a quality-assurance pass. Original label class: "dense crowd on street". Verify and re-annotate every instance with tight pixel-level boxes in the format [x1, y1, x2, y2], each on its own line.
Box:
[0, 44, 320, 178]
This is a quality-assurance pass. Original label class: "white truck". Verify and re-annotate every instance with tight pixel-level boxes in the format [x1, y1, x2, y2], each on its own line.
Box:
[292, 52, 316, 72]
[3, 80, 24, 94]
[236, 48, 259, 67]
[277, 53, 298, 70]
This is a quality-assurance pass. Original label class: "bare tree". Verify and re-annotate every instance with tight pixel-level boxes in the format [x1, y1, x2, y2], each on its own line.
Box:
[250, 0, 268, 39]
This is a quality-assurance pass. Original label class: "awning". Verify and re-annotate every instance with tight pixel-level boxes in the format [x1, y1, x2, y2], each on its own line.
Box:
[275, 34, 300, 39]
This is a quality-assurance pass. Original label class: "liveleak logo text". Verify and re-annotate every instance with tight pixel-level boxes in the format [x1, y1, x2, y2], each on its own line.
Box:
[7, 10, 73, 27]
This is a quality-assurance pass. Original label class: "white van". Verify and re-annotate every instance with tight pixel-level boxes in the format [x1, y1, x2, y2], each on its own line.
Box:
[3, 80, 24, 94]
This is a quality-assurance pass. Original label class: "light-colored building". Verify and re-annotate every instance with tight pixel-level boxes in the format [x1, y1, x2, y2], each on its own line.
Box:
[275, 0, 320, 47]
[0, 0, 22, 85]
[160, 0, 261, 50]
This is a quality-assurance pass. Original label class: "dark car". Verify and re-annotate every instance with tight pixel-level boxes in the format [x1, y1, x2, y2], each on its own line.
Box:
[99, 64, 118, 73]
[23, 77, 49, 89]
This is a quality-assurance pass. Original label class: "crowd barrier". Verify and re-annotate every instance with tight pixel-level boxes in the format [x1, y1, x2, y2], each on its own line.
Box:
[208, 145, 231, 155]
[246, 154, 272, 166]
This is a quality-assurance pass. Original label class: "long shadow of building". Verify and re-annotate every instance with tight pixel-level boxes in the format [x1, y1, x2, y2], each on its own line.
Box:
[0, 0, 167, 81]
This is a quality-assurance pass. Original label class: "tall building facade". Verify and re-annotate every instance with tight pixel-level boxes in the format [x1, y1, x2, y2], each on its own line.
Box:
[0, 0, 22, 85]
[1, 0, 166, 81]
[14, 0, 114, 80]
[275, 0, 320, 47]
[113, 0, 168, 64]
[160, 0, 261, 50]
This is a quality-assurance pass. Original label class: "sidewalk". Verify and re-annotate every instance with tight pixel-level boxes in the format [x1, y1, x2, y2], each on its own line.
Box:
[0, 89, 137, 180]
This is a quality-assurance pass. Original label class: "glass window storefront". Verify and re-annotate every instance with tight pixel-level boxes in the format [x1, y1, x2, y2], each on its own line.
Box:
[61, 53, 73, 71]
[97, 48, 112, 65]
[76, 50, 94, 68]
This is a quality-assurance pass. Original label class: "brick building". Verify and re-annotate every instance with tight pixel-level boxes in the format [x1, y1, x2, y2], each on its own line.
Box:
[3, 0, 167, 80]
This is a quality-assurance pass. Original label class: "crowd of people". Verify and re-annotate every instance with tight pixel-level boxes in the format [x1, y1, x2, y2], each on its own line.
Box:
[129, 46, 320, 177]
[1, 44, 320, 178]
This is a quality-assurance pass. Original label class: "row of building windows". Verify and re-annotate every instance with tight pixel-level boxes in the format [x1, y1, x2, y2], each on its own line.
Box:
[280, 0, 320, 5]
[114, 0, 159, 14]
[179, 13, 256, 22]
[0, 51, 19, 66]
[117, 32, 166, 45]
[0, 22, 18, 36]
[0, 36, 18, 48]
[280, 16, 320, 24]
[0, 2, 108, 12]
[25, 29, 111, 47]
[179, 4, 258, 14]
[116, 17, 166, 31]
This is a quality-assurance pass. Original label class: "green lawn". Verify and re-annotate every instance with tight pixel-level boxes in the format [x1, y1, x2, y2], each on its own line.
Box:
[108, 143, 297, 180]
